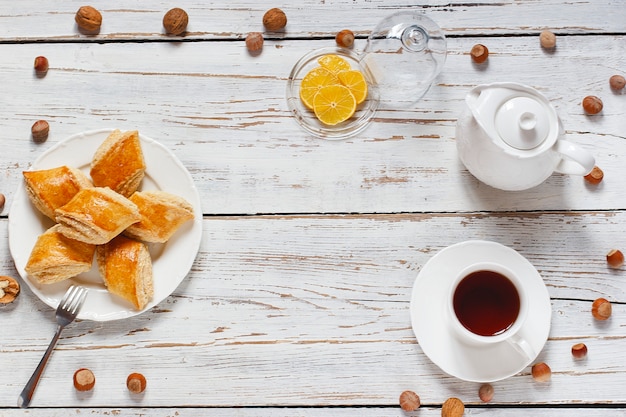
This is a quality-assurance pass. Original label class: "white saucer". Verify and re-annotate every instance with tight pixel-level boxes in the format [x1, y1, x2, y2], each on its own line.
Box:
[410, 240, 551, 382]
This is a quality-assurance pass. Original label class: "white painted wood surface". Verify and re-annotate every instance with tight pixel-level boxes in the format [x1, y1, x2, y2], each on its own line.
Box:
[0, 1, 625, 416]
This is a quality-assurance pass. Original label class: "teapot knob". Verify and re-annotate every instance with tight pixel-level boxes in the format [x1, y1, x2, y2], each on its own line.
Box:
[519, 112, 537, 131]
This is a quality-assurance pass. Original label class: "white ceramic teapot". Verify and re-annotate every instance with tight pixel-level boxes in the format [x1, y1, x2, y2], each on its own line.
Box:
[456, 82, 595, 191]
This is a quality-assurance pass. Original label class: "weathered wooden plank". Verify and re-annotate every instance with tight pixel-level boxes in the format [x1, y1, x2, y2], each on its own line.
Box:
[0, 0, 621, 42]
[1, 211, 625, 407]
[0, 35, 624, 216]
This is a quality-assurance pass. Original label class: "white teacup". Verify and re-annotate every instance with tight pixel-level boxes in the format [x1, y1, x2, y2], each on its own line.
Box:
[447, 262, 535, 360]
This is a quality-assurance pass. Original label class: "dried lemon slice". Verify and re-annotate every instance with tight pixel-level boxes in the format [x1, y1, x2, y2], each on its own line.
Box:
[299, 67, 340, 110]
[313, 84, 357, 126]
[317, 54, 351, 74]
[337, 70, 368, 104]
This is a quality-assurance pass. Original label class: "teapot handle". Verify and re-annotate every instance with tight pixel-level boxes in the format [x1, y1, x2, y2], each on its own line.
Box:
[554, 139, 595, 176]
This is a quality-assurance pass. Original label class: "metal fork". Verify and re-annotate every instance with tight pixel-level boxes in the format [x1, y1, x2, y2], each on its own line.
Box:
[18, 285, 88, 408]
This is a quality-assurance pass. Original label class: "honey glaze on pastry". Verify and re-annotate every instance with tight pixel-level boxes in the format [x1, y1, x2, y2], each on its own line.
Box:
[124, 190, 194, 243]
[55, 187, 141, 245]
[23, 166, 93, 220]
[97, 235, 153, 310]
[90, 130, 146, 197]
[25, 224, 96, 284]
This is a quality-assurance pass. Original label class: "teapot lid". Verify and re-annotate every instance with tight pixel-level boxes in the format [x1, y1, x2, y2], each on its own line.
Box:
[495, 96, 551, 150]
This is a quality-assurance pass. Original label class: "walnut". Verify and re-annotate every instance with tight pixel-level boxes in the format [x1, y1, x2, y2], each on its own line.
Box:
[263, 8, 287, 31]
[163, 8, 189, 36]
[75, 6, 102, 32]
[0, 276, 20, 304]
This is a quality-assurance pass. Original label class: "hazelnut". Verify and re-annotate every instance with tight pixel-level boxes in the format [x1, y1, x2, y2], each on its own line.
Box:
[591, 297, 611, 320]
[470, 44, 489, 64]
[34, 56, 49, 74]
[245, 32, 264, 53]
[31, 120, 49, 143]
[441, 397, 465, 417]
[478, 383, 494, 402]
[609, 75, 625, 90]
[263, 8, 287, 31]
[531, 362, 552, 382]
[584, 166, 604, 184]
[336, 29, 355, 48]
[73, 368, 95, 391]
[399, 390, 420, 411]
[0, 276, 20, 304]
[582, 95, 603, 114]
[0, 193, 5, 212]
[540, 30, 556, 49]
[606, 249, 624, 268]
[163, 8, 188, 36]
[75, 6, 102, 32]
[571, 343, 588, 359]
[126, 372, 147, 394]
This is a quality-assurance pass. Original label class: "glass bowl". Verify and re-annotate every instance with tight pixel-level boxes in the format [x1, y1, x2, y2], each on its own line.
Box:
[286, 47, 380, 140]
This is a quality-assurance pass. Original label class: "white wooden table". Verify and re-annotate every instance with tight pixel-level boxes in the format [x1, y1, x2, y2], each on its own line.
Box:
[1, 1, 625, 415]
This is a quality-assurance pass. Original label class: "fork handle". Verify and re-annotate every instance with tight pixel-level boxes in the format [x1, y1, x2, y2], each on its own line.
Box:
[18, 324, 64, 408]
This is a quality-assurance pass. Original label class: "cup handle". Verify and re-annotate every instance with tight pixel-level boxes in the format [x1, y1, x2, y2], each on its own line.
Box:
[554, 139, 595, 176]
[506, 333, 535, 361]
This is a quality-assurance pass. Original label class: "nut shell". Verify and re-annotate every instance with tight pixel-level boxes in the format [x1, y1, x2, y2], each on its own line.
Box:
[0, 193, 5, 212]
[75, 6, 102, 32]
[582, 95, 603, 114]
[0, 276, 20, 304]
[470, 44, 488, 63]
[571, 343, 588, 359]
[263, 8, 287, 31]
[606, 249, 624, 268]
[592, 297, 611, 320]
[478, 383, 494, 402]
[34, 56, 49, 74]
[336, 29, 355, 48]
[73, 368, 95, 391]
[31, 120, 49, 143]
[127, 372, 147, 394]
[399, 390, 420, 411]
[609, 75, 625, 90]
[442, 397, 465, 417]
[540, 30, 557, 48]
[531, 362, 552, 382]
[584, 166, 604, 184]
[245, 32, 264, 52]
[163, 8, 189, 35]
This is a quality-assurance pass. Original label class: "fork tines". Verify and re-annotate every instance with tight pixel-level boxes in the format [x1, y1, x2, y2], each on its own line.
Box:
[58, 285, 88, 315]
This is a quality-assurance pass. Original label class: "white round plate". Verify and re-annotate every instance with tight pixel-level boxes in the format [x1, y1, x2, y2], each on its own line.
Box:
[8, 129, 202, 321]
[410, 240, 551, 382]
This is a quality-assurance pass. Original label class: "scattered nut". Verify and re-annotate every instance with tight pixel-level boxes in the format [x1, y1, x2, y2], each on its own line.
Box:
[75, 6, 102, 32]
[470, 44, 489, 64]
[591, 297, 612, 320]
[31, 120, 49, 143]
[336, 29, 355, 48]
[539, 30, 556, 49]
[478, 383, 494, 402]
[582, 95, 603, 115]
[73, 368, 95, 391]
[606, 249, 624, 268]
[531, 362, 551, 382]
[126, 372, 147, 394]
[584, 166, 604, 184]
[0, 276, 20, 304]
[0, 193, 5, 212]
[399, 390, 420, 412]
[263, 8, 287, 31]
[441, 397, 465, 417]
[245, 32, 264, 53]
[34, 56, 49, 74]
[609, 75, 625, 91]
[571, 343, 588, 359]
[163, 8, 189, 35]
